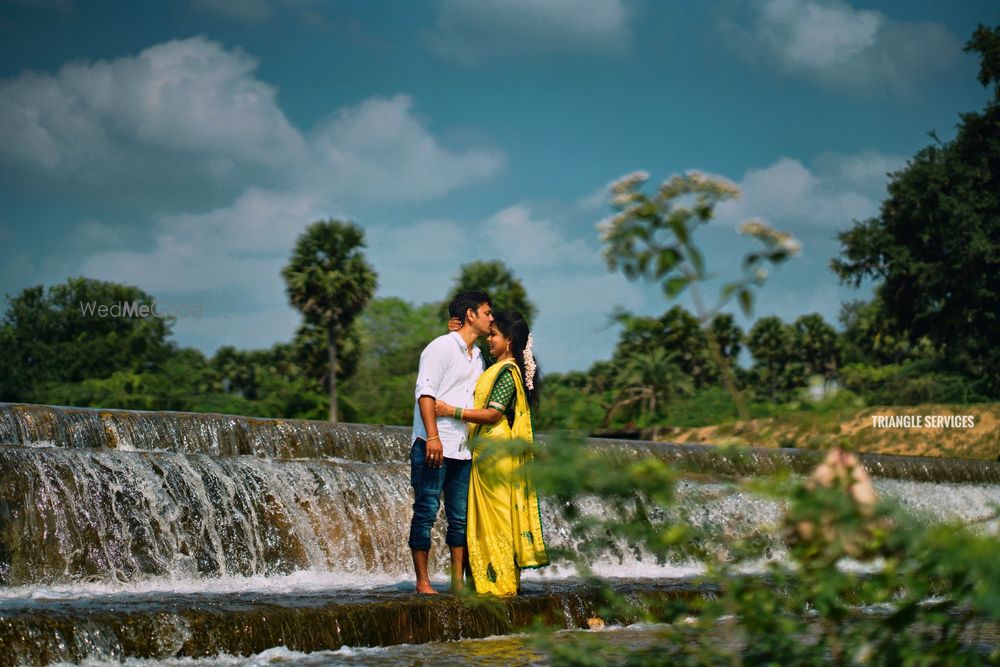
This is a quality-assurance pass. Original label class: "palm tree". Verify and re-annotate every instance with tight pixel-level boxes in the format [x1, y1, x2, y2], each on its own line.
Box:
[747, 316, 793, 399]
[792, 313, 842, 380]
[606, 348, 692, 425]
[282, 220, 377, 422]
[445, 260, 536, 324]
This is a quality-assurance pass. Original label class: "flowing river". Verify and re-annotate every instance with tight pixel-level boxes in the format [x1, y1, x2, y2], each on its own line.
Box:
[1, 403, 998, 665]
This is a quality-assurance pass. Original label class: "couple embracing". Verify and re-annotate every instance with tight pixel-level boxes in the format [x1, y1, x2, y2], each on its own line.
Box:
[408, 291, 548, 597]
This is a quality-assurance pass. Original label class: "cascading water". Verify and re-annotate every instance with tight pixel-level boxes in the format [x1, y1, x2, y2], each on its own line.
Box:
[1, 402, 998, 665]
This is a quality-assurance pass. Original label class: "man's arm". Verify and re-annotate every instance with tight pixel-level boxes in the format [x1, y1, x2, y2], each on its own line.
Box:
[418, 395, 444, 467]
[414, 339, 448, 468]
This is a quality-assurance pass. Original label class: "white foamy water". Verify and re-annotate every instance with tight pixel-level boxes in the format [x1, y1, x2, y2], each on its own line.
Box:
[876, 479, 1000, 530]
[47, 623, 670, 667]
[0, 558, 706, 602]
[0, 570, 405, 602]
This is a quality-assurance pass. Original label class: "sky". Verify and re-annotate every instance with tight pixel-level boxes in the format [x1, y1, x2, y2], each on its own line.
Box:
[0, 0, 995, 372]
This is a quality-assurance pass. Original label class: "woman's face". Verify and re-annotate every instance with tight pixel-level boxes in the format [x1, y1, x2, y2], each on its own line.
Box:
[487, 325, 512, 358]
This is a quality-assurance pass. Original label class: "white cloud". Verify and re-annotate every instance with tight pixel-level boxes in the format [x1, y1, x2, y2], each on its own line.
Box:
[307, 95, 505, 204]
[529, 271, 643, 372]
[761, 0, 880, 69]
[73, 219, 141, 248]
[3, 37, 508, 356]
[366, 202, 638, 370]
[366, 218, 475, 305]
[60, 148, 898, 367]
[0, 37, 305, 179]
[79, 189, 322, 293]
[485, 205, 595, 268]
[427, 0, 630, 65]
[729, 0, 961, 94]
[74, 189, 326, 350]
[812, 150, 906, 200]
[70, 195, 627, 367]
[339, 197, 621, 366]
[0, 39, 503, 207]
[478, 202, 645, 371]
[715, 150, 905, 230]
[366, 204, 601, 305]
[575, 184, 613, 213]
[532, 271, 641, 318]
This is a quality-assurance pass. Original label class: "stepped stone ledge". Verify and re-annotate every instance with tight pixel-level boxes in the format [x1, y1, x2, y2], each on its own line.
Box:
[0, 580, 704, 667]
[2, 402, 996, 483]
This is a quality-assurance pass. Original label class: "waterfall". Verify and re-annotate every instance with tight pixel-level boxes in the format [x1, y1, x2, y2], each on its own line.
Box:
[1, 402, 997, 664]
[0, 403, 411, 461]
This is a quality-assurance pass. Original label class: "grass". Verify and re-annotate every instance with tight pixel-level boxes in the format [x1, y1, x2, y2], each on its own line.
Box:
[657, 389, 1000, 461]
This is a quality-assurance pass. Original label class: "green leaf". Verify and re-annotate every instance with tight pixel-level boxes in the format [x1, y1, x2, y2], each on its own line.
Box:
[636, 201, 657, 218]
[738, 289, 754, 317]
[655, 248, 682, 277]
[768, 250, 790, 264]
[664, 277, 689, 298]
[688, 245, 706, 277]
[637, 252, 650, 275]
[668, 217, 690, 245]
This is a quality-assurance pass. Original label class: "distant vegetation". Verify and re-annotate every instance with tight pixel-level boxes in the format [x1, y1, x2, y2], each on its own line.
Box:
[1, 22, 997, 462]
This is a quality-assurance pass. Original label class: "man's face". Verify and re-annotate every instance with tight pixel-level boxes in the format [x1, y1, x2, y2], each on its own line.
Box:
[468, 303, 494, 336]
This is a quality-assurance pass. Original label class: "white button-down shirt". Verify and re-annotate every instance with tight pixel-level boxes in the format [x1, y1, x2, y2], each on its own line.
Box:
[411, 332, 484, 460]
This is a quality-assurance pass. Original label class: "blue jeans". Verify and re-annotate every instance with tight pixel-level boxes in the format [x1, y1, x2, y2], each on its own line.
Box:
[408, 438, 472, 551]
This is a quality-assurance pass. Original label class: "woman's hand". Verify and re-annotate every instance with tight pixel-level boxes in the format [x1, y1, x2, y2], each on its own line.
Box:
[434, 400, 455, 417]
[446, 317, 462, 332]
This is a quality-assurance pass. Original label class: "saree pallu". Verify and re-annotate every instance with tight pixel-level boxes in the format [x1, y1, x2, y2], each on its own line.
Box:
[466, 360, 548, 597]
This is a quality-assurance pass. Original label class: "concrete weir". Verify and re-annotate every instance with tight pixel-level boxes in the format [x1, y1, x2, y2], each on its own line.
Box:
[0, 580, 704, 666]
[1, 402, 998, 664]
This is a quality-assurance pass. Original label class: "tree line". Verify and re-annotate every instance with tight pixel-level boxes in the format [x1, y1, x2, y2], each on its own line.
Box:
[1, 21, 997, 428]
[0, 258, 535, 425]
[0, 262, 990, 430]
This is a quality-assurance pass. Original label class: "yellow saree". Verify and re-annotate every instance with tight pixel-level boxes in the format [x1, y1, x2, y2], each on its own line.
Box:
[466, 360, 548, 597]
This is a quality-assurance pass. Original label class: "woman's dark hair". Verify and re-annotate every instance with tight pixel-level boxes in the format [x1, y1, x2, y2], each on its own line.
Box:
[493, 310, 541, 408]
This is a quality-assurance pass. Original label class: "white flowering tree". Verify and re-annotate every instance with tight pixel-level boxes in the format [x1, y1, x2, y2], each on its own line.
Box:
[599, 170, 801, 419]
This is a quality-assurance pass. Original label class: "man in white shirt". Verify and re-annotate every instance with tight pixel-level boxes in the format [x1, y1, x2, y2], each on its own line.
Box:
[409, 291, 493, 594]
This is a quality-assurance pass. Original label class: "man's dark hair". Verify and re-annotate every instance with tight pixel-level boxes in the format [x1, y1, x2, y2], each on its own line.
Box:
[448, 291, 491, 323]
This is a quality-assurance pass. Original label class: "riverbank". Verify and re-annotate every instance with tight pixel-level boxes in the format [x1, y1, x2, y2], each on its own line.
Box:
[658, 402, 1000, 461]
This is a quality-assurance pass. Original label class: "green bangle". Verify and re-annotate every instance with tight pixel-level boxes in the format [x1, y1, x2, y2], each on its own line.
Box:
[454, 407, 463, 420]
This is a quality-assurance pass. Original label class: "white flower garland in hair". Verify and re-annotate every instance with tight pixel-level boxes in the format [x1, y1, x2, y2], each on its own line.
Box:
[523, 333, 536, 390]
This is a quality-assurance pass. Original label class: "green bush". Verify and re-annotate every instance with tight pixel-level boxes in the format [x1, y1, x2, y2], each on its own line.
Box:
[660, 387, 740, 427]
[530, 434, 1000, 665]
[842, 361, 993, 406]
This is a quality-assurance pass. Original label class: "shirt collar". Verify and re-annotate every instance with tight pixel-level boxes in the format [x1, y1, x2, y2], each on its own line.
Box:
[449, 331, 481, 358]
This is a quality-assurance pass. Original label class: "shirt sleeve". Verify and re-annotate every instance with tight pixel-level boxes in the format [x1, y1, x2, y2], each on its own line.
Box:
[486, 367, 516, 412]
[414, 339, 449, 400]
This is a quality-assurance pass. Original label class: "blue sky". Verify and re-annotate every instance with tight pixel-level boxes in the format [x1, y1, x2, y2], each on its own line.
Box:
[0, 0, 994, 372]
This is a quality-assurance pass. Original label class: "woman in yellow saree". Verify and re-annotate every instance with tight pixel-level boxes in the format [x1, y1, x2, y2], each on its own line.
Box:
[434, 310, 548, 596]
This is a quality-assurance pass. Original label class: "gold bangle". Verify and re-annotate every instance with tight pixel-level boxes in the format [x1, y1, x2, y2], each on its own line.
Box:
[426, 435, 441, 442]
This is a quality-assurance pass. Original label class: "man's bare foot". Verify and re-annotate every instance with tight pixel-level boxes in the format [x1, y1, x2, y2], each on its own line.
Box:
[416, 580, 439, 595]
